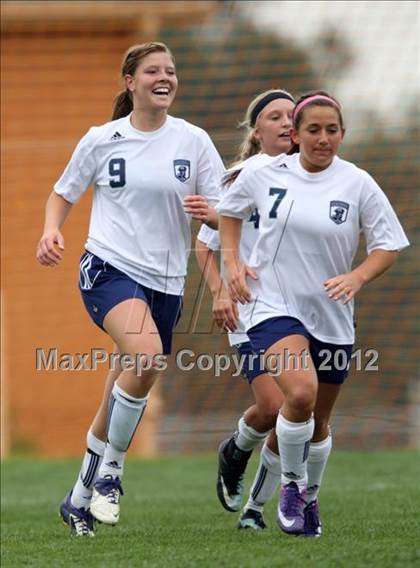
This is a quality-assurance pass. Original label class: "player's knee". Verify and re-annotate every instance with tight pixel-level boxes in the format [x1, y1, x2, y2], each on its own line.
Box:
[117, 338, 163, 374]
[120, 333, 162, 356]
[287, 382, 317, 413]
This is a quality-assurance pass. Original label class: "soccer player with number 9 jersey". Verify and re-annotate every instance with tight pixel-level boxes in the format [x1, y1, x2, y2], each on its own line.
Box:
[36, 42, 224, 536]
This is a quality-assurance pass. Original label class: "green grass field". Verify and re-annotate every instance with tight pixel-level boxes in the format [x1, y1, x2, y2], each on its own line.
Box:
[2, 450, 419, 568]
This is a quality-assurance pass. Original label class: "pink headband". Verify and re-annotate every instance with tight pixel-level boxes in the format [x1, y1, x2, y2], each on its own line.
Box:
[292, 95, 341, 122]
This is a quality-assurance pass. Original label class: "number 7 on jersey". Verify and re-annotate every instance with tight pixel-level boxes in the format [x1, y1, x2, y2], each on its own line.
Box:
[269, 188, 287, 218]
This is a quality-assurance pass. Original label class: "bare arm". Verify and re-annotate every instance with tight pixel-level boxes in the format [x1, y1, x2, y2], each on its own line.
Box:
[183, 196, 218, 229]
[203, 206, 218, 230]
[36, 191, 73, 266]
[352, 250, 399, 283]
[219, 215, 257, 304]
[324, 249, 399, 304]
[195, 238, 238, 331]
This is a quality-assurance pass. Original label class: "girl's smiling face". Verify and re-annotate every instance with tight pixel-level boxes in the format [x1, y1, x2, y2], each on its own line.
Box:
[292, 105, 345, 172]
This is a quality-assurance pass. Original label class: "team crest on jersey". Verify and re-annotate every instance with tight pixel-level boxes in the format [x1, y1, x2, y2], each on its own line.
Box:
[329, 200, 349, 224]
[174, 159, 191, 182]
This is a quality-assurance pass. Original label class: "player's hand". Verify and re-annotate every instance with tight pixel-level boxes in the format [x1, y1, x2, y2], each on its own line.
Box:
[324, 271, 364, 304]
[212, 286, 239, 332]
[183, 195, 209, 222]
[226, 262, 258, 304]
[36, 230, 65, 266]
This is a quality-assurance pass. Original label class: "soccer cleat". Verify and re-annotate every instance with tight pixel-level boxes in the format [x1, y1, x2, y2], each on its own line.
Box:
[216, 436, 252, 512]
[90, 475, 124, 525]
[276, 481, 306, 535]
[302, 499, 322, 537]
[237, 508, 267, 530]
[59, 492, 96, 537]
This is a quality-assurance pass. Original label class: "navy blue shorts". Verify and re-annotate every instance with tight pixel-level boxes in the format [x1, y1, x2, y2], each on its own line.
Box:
[248, 316, 353, 385]
[234, 341, 266, 384]
[79, 251, 182, 354]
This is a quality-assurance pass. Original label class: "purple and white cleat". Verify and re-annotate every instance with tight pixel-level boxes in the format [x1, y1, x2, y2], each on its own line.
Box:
[303, 499, 322, 537]
[90, 475, 124, 525]
[276, 481, 306, 535]
[59, 491, 96, 537]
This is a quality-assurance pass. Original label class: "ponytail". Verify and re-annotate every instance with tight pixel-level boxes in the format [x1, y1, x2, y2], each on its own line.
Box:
[222, 168, 242, 188]
[112, 90, 133, 120]
[222, 130, 261, 188]
[234, 129, 261, 164]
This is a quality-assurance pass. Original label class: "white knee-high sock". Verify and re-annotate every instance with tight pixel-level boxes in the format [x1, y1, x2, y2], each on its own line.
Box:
[71, 430, 105, 509]
[235, 416, 270, 452]
[306, 435, 332, 503]
[98, 383, 148, 479]
[245, 442, 282, 512]
[276, 413, 314, 491]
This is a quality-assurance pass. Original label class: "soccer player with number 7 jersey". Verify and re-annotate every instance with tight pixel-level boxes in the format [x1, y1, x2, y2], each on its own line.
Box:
[217, 90, 409, 537]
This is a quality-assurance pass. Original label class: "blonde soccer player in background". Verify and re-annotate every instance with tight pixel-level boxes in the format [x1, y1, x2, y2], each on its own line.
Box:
[196, 88, 295, 530]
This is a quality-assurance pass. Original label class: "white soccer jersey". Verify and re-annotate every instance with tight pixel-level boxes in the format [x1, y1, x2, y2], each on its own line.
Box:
[54, 114, 224, 295]
[197, 153, 275, 346]
[216, 152, 409, 344]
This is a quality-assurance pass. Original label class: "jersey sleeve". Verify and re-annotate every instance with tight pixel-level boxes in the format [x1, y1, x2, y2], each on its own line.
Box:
[216, 171, 255, 220]
[195, 132, 224, 206]
[54, 127, 97, 203]
[359, 172, 410, 254]
[196, 224, 221, 251]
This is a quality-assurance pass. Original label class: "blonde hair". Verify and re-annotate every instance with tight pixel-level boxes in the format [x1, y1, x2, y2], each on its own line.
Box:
[224, 89, 294, 186]
[112, 42, 175, 120]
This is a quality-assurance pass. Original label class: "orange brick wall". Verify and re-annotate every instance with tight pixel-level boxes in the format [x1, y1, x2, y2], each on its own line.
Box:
[1, 28, 156, 456]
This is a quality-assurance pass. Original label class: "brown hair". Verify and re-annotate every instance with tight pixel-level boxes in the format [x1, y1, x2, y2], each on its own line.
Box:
[111, 42, 175, 120]
[288, 90, 343, 155]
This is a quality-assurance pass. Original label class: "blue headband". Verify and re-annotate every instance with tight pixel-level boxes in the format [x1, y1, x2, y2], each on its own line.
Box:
[250, 92, 295, 127]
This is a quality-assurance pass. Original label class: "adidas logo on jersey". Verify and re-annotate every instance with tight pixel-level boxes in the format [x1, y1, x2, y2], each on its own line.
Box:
[110, 131, 125, 141]
[278, 163, 288, 169]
